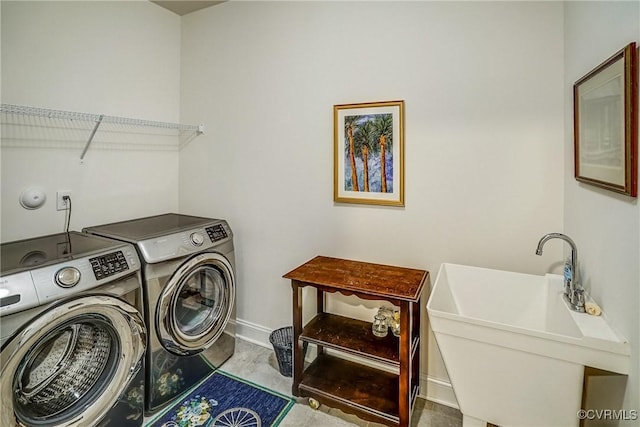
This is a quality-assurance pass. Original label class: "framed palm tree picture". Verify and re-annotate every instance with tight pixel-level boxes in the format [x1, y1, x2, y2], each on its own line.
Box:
[334, 100, 405, 206]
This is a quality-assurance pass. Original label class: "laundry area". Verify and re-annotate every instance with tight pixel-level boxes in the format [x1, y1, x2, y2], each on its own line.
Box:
[1, 1, 639, 427]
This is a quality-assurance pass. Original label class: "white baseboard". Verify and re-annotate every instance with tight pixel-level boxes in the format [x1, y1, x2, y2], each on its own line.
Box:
[421, 374, 459, 410]
[235, 317, 272, 349]
[235, 317, 460, 410]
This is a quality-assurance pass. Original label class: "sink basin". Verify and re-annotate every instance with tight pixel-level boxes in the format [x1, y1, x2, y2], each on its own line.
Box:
[426, 263, 630, 427]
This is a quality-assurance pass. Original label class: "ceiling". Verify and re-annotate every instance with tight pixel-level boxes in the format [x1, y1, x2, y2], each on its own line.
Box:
[150, 1, 224, 16]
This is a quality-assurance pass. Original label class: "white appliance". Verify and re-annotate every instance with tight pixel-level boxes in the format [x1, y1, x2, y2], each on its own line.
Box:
[84, 213, 236, 415]
[0, 231, 146, 427]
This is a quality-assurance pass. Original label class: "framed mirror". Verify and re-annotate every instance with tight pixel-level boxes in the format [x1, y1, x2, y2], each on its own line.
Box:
[574, 42, 638, 197]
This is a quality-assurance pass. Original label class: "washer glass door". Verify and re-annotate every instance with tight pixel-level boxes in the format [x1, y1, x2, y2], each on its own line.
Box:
[0, 295, 146, 427]
[158, 253, 235, 355]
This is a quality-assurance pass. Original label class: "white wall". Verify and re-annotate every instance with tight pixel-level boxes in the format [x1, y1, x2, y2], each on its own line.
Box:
[179, 1, 565, 406]
[1, 1, 182, 241]
[564, 1, 640, 420]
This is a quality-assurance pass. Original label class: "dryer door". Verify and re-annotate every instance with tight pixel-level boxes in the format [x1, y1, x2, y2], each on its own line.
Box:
[0, 295, 146, 427]
[157, 252, 235, 356]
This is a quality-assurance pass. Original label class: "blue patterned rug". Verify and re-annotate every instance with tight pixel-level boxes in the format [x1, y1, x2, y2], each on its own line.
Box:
[145, 371, 294, 427]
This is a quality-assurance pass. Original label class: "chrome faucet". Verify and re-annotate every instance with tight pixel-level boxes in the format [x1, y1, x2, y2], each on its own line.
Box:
[535, 233, 585, 313]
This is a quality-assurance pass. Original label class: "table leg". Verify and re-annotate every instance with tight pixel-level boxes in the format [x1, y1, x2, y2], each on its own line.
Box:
[399, 300, 411, 426]
[316, 288, 325, 356]
[292, 281, 303, 396]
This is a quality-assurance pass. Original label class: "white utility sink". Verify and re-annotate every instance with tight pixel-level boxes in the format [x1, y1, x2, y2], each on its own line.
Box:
[426, 263, 630, 427]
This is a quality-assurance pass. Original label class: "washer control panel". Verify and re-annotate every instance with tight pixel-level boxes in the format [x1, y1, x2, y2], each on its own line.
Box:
[29, 245, 139, 304]
[90, 251, 129, 280]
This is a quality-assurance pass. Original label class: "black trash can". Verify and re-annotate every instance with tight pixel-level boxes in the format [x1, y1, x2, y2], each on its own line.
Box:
[269, 326, 307, 377]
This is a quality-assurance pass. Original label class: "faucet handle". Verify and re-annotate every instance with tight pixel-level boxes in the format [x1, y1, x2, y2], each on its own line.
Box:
[572, 288, 586, 311]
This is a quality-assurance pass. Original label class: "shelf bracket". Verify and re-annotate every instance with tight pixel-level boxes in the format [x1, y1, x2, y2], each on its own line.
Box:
[80, 114, 104, 160]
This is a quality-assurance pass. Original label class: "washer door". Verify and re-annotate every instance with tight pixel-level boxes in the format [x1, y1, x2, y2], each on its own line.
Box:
[0, 295, 146, 427]
[157, 252, 235, 356]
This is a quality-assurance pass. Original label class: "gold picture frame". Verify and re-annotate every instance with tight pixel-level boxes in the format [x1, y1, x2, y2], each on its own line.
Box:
[333, 100, 405, 206]
[574, 42, 638, 197]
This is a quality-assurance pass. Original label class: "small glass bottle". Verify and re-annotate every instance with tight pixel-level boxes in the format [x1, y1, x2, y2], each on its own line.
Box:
[372, 313, 388, 337]
[391, 310, 401, 337]
[378, 307, 393, 322]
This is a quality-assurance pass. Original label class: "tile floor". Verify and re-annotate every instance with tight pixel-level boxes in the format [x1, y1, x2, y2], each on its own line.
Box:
[214, 338, 463, 427]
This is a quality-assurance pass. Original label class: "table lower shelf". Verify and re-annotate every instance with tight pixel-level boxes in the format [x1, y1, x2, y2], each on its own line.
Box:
[297, 353, 400, 425]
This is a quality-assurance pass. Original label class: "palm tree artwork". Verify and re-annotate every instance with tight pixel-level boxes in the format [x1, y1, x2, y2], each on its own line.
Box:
[343, 113, 393, 193]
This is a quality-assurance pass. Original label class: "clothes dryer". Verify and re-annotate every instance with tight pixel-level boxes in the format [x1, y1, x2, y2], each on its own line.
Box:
[0, 231, 146, 427]
[84, 214, 236, 415]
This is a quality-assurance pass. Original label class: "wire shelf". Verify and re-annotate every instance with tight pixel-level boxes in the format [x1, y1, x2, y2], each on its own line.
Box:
[0, 103, 204, 158]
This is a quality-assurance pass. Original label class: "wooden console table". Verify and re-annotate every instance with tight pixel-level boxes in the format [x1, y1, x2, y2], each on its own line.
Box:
[283, 256, 428, 426]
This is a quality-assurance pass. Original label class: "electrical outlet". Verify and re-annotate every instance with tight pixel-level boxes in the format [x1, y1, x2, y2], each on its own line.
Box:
[56, 191, 71, 211]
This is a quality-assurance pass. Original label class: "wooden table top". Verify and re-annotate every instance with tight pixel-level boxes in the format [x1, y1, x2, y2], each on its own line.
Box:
[283, 256, 428, 302]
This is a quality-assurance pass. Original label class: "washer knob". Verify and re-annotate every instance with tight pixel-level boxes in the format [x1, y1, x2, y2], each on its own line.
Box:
[55, 267, 81, 288]
[190, 232, 204, 247]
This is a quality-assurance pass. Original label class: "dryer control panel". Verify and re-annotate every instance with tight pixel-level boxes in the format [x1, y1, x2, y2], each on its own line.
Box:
[206, 224, 228, 242]
[136, 220, 232, 263]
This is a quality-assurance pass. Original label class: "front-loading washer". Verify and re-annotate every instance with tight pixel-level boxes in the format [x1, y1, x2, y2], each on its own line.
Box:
[84, 213, 236, 415]
[0, 231, 146, 427]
